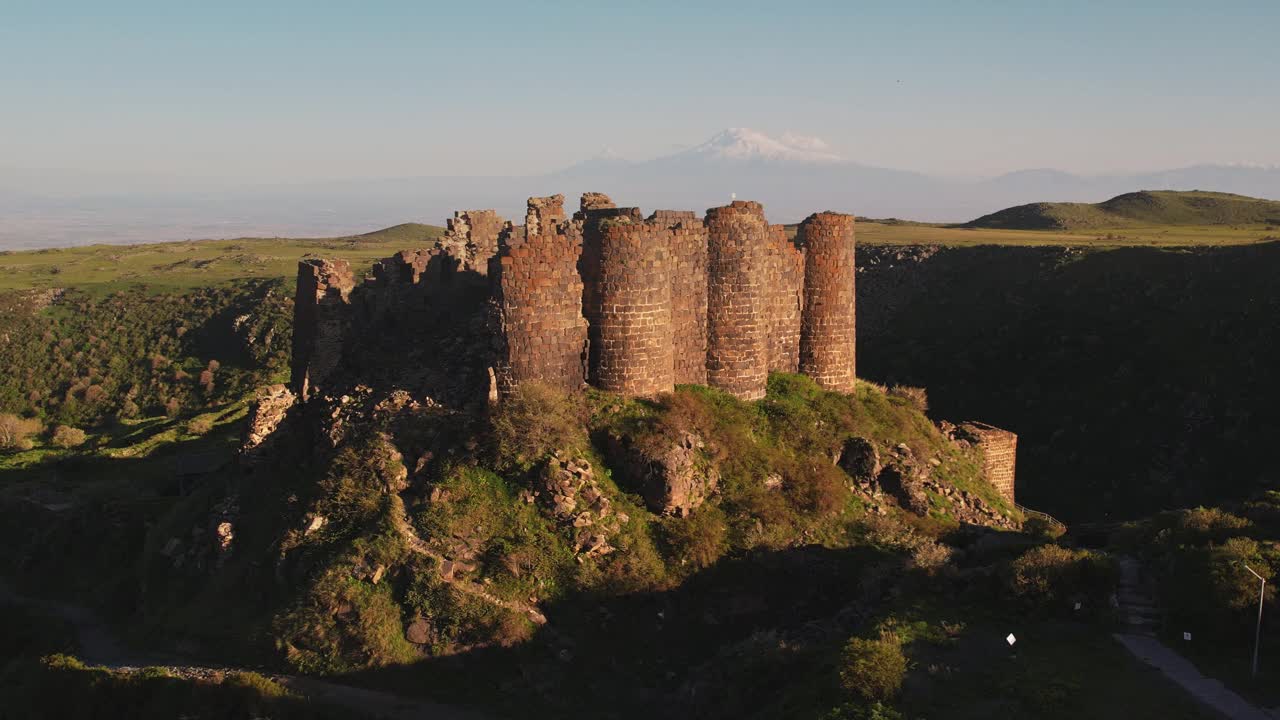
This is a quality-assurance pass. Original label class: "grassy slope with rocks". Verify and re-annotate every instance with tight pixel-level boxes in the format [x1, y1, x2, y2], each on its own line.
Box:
[0, 217, 1264, 718]
[966, 190, 1280, 231]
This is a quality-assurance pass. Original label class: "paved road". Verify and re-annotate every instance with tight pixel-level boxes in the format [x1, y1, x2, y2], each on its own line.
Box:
[1114, 633, 1277, 720]
[0, 580, 491, 720]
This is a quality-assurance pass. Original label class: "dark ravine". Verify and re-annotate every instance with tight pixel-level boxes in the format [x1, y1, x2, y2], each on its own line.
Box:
[856, 240, 1280, 523]
[0, 580, 490, 720]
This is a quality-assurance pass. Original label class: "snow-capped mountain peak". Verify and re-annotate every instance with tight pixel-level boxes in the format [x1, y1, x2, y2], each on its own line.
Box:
[670, 128, 846, 164]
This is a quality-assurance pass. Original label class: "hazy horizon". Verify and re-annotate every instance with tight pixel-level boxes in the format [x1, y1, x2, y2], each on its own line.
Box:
[5, 1, 1280, 248]
[6, 1, 1280, 185]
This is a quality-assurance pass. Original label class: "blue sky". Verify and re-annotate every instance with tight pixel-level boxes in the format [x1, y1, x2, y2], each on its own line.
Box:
[3, 0, 1278, 182]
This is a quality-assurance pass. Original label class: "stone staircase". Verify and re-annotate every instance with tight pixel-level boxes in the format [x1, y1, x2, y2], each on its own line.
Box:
[1116, 555, 1162, 636]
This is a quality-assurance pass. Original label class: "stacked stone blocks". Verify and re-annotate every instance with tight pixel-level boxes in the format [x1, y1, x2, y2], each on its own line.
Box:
[291, 258, 356, 401]
[765, 224, 805, 373]
[799, 212, 857, 392]
[960, 422, 1018, 502]
[495, 195, 590, 394]
[704, 201, 771, 401]
[292, 194, 856, 405]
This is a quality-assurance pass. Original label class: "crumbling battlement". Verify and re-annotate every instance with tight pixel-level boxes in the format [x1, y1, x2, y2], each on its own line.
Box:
[439, 209, 504, 276]
[291, 258, 356, 402]
[290, 193, 856, 404]
[494, 195, 590, 395]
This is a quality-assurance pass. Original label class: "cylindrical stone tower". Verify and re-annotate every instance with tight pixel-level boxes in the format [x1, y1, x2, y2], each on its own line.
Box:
[798, 211, 856, 392]
[494, 195, 589, 395]
[591, 219, 675, 396]
[704, 201, 770, 400]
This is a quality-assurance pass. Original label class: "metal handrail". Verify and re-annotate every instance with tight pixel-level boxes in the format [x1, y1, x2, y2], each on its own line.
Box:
[1015, 503, 1067, 530]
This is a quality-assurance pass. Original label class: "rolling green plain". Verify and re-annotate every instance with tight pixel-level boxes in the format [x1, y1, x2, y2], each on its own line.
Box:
[0, 219, 1274, 295]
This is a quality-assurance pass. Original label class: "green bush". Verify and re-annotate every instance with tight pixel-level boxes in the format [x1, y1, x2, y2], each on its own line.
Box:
[1164, 536, 1276, 637]
[661, 505, 729, 571]
[1007, 544, 1117, 612]
[489, 383, 588, 470]
[839, 633, 907, 702]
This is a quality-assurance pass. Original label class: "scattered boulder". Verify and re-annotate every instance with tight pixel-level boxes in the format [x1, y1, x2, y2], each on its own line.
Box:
[608, 432, 719, 517]
[534, 454, 623, 558]
[838, 436, 881, 483]
[877, 463, 931, 516]
[406, 616, 432, 645]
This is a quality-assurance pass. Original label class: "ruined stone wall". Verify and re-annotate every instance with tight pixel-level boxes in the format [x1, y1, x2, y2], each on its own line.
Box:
[661, 211, 709, 386]
[799, 212, 857, 392]
[960, 422, 1018, 502]
[705, 201, 770, 400]
[289, 193, 869, 409]
[589, 218, 675, 396]
[766, 224, 805, 373]
[439, 210, 505, 276]
[494, 195, 589, 395]
[291, 258, 356, 401]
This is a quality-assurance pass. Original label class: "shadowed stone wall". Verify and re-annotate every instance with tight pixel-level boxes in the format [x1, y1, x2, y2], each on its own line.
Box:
[705, 201, 770, 400]
[662, 211, 709, 386]
[291, 258, 356, 401]
[799, 212, 857, 392]
[766, 224, 805, 373]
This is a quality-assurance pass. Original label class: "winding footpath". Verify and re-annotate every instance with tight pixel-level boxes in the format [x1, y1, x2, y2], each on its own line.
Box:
[0, 580, 492, 720]
[1112, 556, 1279, 720]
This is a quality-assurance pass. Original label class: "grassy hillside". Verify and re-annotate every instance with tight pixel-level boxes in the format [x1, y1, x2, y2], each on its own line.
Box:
[965, 190, 1280, 231]
[0, 223, 444, 295]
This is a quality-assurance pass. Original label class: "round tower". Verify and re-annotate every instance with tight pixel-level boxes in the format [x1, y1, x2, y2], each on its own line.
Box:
[798, 211, 856, 392]
[592, 219, 675, 396]
[704, 201, 770, 400]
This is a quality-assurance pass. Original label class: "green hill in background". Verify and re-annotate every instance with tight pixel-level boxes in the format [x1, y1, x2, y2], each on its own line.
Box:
[0, 223, 446, 295]
[966, 190, 1280, 230]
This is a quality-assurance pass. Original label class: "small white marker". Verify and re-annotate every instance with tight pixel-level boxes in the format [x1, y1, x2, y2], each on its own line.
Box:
[1074, 602, 1082, 611]
[1006, 633, 1017, 646]
[1183, 632, 1192, 641]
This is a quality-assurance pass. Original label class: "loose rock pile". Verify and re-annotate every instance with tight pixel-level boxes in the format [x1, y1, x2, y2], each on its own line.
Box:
[532, 454, 628, 558]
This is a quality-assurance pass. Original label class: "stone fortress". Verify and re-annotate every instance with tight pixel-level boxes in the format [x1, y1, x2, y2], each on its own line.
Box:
[289, 192, 1018, 502]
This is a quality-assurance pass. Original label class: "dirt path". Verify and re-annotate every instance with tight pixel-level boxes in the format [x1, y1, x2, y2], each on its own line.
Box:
[0, 580, 493, 720]
[388, 495, 547, 625]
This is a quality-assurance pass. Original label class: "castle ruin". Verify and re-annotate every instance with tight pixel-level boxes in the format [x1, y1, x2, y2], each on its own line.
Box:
[287, 191, 1022, 503]
[291, 193, 855, 403]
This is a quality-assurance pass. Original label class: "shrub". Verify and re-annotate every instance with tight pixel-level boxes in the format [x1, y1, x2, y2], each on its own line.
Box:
[0, 413, 42, 451]
[662, 505, 729, 570]
[1023, 515, 1066, 540]
[50, 425, 87, 449]
[1008, 544, 1117, 612]
[489, 383, 588, 470]
[187, 416, 214, 436]
[1163, 536, 1276, 635]
[164, 398, 181, 418]
[887, 385, 928, 413]
[839, 633, 907, 702]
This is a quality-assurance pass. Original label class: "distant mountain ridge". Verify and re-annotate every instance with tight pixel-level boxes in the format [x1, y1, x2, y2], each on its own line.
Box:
[6, 128, 1280, 248]
[966, 190, 1280, 230]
